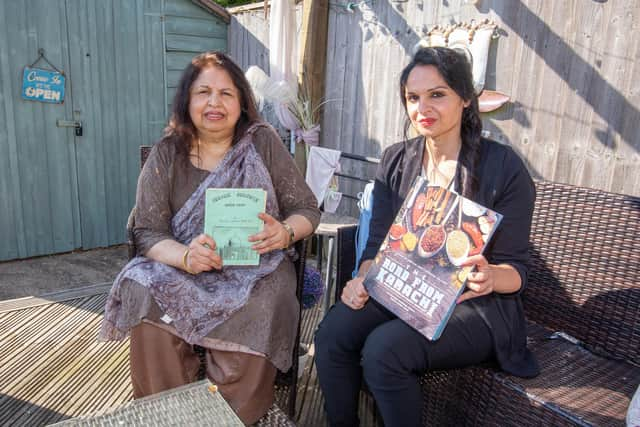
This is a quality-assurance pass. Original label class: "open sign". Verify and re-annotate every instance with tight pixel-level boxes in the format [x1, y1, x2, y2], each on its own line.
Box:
[21, 67, 65, 104]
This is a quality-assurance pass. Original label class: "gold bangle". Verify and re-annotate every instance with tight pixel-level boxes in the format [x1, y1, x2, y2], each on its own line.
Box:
[182, 248, 194, 274]
[281, 221, 295, 248]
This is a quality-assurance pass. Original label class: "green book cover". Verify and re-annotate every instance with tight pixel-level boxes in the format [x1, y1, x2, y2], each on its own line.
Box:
[204, 188, 266, 266]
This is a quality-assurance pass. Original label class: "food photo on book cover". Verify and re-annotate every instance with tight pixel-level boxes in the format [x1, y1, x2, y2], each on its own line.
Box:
[363, 176, 502, 340]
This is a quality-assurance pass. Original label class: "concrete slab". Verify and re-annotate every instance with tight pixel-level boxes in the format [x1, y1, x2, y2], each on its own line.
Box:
[0, 245, 127, 300]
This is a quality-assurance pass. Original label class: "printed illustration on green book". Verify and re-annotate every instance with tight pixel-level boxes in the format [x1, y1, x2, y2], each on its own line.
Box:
[204, 188, 266, 266]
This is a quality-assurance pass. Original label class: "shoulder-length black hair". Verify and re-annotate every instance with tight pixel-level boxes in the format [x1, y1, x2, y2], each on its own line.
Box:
[399, 46, 483, 198]
[163, 51, 261, 157]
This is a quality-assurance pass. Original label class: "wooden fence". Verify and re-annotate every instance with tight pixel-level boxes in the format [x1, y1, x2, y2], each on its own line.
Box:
[228, 0, 640, 199]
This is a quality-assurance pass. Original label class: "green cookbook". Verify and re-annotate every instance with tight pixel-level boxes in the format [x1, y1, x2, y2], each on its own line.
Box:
[204, 188, 266, 266]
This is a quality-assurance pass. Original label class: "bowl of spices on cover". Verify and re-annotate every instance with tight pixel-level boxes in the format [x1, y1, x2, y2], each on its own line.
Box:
[417, 224, 446, 258]
[446, 229, 471, 266]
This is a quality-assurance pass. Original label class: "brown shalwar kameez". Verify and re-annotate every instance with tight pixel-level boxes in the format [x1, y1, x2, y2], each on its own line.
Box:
[130, 322, 277, 424]
[126, 124, 319, 424]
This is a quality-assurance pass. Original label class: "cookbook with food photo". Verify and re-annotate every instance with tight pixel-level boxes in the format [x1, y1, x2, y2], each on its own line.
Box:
[363, 175, 503, 340]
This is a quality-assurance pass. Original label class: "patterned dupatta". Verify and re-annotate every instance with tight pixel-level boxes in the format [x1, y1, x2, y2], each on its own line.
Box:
[100, 123, 285, 344]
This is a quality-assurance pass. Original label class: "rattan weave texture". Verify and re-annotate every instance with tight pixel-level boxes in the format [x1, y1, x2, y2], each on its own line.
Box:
[421, 322, 640, 426]
[419, 181, 640, 426]
[524, 181, 640, 365]
[254, 404, 296, 427]
[337, 180, 640, 426]
[49, 380, 243, 426]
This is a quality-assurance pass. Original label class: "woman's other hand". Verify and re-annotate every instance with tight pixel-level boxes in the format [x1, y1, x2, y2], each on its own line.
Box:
[249, 213, 291, 254]
[186, 234, 222, 273]
[341, 276, 369, 310]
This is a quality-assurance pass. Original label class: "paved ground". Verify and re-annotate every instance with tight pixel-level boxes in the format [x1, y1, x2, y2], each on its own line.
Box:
[0, 245, 128, 300]
[0, 244, 322, 302]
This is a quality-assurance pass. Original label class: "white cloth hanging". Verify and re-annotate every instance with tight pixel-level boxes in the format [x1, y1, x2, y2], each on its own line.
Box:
[268, 0, 299, 131]
[268, 0, 296, 85]
[323, 189, 343, 213]
[305, 146, 342, 207]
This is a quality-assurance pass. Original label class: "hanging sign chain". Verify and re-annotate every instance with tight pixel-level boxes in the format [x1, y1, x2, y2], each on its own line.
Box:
[29, 48, 64, 74]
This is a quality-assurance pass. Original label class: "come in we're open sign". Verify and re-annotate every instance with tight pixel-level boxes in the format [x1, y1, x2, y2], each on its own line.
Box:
[21, 67, 65, 104]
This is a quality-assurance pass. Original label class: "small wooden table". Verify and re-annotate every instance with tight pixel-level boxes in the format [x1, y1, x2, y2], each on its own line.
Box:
[49, 380, 243, 426]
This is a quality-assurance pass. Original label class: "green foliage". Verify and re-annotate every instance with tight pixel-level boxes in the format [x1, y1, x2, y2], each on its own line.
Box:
[214, 0, 257, 7]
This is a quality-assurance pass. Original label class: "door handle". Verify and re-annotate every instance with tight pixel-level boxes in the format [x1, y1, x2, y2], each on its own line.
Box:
[56, 119, 83, 136]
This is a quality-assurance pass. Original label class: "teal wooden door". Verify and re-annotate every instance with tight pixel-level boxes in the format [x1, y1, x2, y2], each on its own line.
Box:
[0, 0, 227, 261]
[65, 0, 166, 249]
[0, 0, 82, 260]
[0, 0, 166, 260]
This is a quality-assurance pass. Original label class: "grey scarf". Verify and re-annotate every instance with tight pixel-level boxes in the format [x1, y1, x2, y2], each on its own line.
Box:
[100, 123, 285, 344]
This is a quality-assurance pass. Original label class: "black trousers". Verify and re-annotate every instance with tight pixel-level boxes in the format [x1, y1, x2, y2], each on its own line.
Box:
[314, 299, 494, 427]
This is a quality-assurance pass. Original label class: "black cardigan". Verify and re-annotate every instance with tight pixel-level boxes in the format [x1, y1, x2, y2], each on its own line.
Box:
[362, 136, 540, 378]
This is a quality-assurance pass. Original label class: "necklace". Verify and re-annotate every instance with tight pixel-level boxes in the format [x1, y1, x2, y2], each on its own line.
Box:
[423, 139, 460, 189]
[191, 137, 232, 171]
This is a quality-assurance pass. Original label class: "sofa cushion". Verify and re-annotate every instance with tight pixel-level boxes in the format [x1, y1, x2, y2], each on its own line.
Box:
[421, 322, 639, 426]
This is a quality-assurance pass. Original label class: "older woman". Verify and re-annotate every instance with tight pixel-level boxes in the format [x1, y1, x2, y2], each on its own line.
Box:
[100, 51, 320, 424]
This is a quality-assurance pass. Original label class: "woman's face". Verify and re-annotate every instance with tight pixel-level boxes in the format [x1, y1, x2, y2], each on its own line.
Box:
[189, 65, 242, 140]
[405, 65, 470, 143]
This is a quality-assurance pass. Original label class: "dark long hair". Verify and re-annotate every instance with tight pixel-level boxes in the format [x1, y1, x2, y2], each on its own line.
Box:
[399, 47, 482, 198]
[163, 51, 260, 157]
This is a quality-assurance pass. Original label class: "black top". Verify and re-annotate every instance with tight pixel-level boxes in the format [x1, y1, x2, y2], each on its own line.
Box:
[362, 136, 540, 378]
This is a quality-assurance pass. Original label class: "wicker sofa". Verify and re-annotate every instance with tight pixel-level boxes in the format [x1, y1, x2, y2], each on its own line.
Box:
[335, 180, 640, 426]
